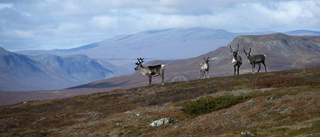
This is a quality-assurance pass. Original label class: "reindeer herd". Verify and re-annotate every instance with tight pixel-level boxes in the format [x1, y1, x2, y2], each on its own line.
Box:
[134, 44, 267, 85]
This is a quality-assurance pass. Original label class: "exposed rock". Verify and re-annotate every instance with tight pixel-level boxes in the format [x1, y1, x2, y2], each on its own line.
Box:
[149, 118, 177, 127]
[116, 123, 121, 126]
[241, 130, 255, 136]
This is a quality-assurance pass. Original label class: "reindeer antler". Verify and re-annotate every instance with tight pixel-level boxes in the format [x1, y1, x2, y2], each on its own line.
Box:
[236, 44, 240, 52]
[139, 58, 144, 63]
[136, 58, 144, 65]
[229, 45, 233, 52]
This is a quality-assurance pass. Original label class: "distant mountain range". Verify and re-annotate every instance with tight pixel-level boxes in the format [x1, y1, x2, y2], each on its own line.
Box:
[285, 30, 320, 36]
[0, 47, 129, 91]
[73, 33, 320, 89]
[17, 28, 320, 68]
[2, 28, 320, 92]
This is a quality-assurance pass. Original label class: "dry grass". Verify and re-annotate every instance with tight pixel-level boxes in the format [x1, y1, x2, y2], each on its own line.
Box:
[1, 66, 320, 136]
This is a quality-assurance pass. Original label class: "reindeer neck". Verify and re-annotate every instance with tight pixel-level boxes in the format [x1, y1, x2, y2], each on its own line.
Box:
[247, 55, 255, 63]
[138, 65, 150, 75]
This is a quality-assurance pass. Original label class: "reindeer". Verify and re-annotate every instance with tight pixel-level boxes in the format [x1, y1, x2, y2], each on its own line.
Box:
[198, 57, 210, 79]
[243, 48, 267, 74]
[230, 44, 242, 75]
[134, 58, 165, 85]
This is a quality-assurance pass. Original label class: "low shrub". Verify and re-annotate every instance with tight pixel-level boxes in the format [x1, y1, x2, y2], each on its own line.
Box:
[181, 95, 250, 116]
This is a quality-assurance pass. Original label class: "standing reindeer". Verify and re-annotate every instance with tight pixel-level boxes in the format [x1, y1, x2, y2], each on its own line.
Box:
[230, 44, 242, 75]
[198, 57, 210, 79]
[134, 58, 165, 85]
[243, 48, 267, 74]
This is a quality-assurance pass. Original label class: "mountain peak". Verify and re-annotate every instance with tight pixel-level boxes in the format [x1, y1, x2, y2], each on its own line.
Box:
[0, 47, 9, 53]
[230, 33, 320, 58]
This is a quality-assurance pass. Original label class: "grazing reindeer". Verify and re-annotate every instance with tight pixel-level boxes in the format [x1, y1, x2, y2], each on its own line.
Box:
[243, 48, 267, 74]
[230, 44, 242, 75]
[134, 58, 165, 85]
[198, 57, 210, 79]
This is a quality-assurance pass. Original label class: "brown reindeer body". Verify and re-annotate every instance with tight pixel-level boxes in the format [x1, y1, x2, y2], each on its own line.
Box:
[134, 58, 165, 85]
[244, 48, 267, 74]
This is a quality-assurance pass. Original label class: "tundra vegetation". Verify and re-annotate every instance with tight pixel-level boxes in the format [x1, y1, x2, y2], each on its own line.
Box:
[0, 66, 320, 136]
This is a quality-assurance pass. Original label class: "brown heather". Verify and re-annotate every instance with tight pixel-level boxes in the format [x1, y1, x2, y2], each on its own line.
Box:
[1, 66, 320, 136]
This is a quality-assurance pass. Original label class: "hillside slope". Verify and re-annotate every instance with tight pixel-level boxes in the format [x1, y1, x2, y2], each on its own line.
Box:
[1, 66, 320, 136]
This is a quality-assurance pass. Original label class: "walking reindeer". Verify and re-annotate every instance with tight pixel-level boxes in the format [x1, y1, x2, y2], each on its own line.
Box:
[134, 58, 165, 85]
[243, 48, 267, 74]
[230, 44, 242, 75]
[198, 57, 210, 79]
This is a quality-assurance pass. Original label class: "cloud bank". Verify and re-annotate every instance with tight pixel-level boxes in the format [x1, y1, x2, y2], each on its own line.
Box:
[0, 0, 319, 51]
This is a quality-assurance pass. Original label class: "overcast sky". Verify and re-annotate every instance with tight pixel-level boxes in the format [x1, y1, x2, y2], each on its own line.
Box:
[0, 0, 319, 51]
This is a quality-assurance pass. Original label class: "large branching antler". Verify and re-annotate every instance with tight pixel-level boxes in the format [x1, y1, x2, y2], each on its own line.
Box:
[136, 58, 144, 65]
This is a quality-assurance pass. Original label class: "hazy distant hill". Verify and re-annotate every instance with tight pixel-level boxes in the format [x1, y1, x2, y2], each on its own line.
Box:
[73, 33, 320, 89]
[17, 28, 320, 70]
[0, 47, 128, 91]
[18, 28, 236, 60]
[285, 30, 320, 36]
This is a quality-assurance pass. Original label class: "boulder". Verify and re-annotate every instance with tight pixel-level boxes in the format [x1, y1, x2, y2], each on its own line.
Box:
[241, 130, 255, 136]
[149, 118, 177, 127]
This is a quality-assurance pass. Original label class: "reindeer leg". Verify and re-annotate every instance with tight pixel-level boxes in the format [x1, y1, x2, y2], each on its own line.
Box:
[161, 70, 165, 85]
[252, 64, 255, 74]
[202, 71, 205, 79]
[237, 65, 240, 75]
[207, 70, 209, 78]
[234, 65, 236, 76]
[202, 72, 205, 79]
[161, 75, 164, 85]
[262, 62, 267, 72]
[205, 70, 207, 78]
[257, 63, 261, 73]
[148, 75, 152, 85]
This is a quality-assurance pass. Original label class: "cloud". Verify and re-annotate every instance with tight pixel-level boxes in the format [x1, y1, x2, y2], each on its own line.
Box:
[0, 0, 319, 51]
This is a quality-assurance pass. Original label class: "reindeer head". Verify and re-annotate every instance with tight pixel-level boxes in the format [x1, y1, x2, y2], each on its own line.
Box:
[203, 57, 210, 63]
[229, 44, 240, 58]
[243, 48, 252, 57]
[134, 58, 144, 70]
